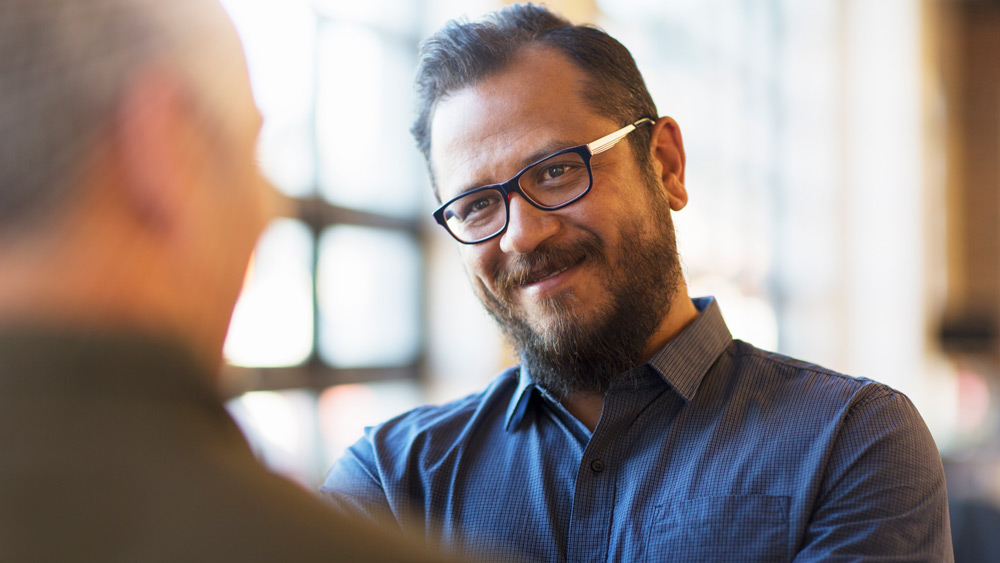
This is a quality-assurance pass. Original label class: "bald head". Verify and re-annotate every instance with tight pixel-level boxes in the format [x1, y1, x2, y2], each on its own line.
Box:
[0, 0, 269, 371]
[0, 0, 239, 232]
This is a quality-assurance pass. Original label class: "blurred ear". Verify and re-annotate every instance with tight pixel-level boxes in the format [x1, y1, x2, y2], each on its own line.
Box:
[112, 68, 201, 233]
[650, 116, 687, 211]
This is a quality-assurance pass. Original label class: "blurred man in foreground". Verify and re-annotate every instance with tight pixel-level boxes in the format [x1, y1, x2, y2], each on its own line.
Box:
[322, 4, 953, 561]
[0, 1, 445, 560]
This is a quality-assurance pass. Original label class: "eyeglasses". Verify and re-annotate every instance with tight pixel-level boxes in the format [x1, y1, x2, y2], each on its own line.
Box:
[432, 117, 655, 244]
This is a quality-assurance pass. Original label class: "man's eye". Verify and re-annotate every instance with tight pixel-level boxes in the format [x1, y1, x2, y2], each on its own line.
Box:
[448, 194, 499, 223]
[469, 197, 494, 212]
[542, 165, 567, 180]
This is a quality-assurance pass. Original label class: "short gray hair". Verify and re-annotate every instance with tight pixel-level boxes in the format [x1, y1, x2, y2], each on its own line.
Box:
[0, 0, 222, 230]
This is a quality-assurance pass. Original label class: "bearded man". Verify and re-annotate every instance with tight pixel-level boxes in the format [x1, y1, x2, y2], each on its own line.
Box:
[321, 4, 952, 561]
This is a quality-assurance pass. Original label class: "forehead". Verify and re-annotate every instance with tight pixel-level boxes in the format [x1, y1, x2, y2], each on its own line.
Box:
[428, 46, 615, 200]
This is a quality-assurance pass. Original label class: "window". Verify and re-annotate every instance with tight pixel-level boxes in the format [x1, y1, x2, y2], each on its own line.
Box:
[220, 0, 426, 395]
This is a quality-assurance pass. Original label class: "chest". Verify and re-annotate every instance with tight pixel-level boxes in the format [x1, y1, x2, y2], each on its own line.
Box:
[411, 396, 827, 562]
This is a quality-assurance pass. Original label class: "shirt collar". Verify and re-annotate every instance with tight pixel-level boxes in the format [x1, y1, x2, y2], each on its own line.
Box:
[646, 296, 732, 402]
[505, 366, 536, 431]
[504, 296, 733, 430]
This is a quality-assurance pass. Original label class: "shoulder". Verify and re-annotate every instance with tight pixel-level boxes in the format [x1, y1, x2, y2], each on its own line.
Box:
[705, 340, 930, 442]
[194, 470, 442, 561]
[724, 339, 904, 407]
[321, 367, 522, 507]
[725, 350, 953, 560]
[358, 367, 521, 455]
[116, 418, 439, 561]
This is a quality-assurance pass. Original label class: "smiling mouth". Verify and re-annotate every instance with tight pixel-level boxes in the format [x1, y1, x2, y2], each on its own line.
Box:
[524, 257, 585, 286]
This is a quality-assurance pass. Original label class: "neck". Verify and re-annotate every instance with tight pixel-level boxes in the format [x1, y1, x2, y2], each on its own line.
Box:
[640, 284, 699, 362]
[0, 274, 225, 376]
[561, 286, 699, 431]
[0, 230, 226, 378]
[562, 392, 605, 431]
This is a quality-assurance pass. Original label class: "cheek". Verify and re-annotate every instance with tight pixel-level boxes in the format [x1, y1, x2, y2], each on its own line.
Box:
[245, 172, 271, 232]
[587, 176, 651, 227]
[232, 139, 268, 213]
[211, 171, 267, 272]
[460, 245, 498, 287]
[552, 196, 619, 248]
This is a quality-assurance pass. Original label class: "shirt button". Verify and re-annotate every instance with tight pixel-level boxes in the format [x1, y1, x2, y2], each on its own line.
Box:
[590, 459, 605, 473]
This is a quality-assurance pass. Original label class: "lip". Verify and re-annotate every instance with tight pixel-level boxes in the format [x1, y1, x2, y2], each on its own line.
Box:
[520, 257, 585, 297]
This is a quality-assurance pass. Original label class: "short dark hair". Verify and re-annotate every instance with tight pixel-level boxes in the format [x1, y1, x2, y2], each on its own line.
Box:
[411, 3, 658, 194]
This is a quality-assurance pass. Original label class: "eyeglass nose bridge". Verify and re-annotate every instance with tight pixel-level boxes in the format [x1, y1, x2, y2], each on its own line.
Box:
[478, 150, 594, 244]
[494, 174, 534, 210]
[432, 142, 603, 244]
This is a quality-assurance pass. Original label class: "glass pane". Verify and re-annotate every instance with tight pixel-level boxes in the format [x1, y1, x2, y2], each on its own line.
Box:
[226, 390, 323, 487]
[315, 23, 423, 216]
[220, 0, 317, 196]
[257, 119, 316, 198]
[225, 219, 314, 367]
[598, 0, 780, 339]
[316, 380, 423, 466]
[312, 0, 420, 36]
[316, 226, 421, 367]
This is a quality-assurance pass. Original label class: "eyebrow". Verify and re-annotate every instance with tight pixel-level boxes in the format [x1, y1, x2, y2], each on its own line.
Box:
[450, 138, 582, 198]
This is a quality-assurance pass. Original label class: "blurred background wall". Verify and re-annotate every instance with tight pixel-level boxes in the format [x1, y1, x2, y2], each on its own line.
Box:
[213, 0, 1000, 533]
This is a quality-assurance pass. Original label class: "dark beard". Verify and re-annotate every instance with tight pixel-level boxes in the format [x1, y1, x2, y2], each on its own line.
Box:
[476, 185, 683, 398]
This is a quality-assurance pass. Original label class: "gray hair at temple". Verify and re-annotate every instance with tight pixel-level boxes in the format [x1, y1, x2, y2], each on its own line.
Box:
[410, 3, 658, 197]
[0, 0, 228, 231]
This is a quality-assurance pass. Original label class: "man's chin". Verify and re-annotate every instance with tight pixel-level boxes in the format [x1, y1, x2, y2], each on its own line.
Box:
[516, 297, 593, 336]
[522, 286, 587, 315]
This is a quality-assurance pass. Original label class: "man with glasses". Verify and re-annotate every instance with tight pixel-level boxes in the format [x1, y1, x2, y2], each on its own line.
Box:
[322, 4, 952, 561]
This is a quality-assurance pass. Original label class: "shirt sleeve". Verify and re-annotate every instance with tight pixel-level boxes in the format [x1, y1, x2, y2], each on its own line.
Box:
[794, 387, 953, 561]
[319, 433, 400, 533]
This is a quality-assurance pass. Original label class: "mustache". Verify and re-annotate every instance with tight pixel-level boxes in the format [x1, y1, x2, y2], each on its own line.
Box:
[493, 235, 605, 296]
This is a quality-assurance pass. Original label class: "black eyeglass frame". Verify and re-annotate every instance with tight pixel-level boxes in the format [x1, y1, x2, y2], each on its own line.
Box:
[432, 117, 656, 245]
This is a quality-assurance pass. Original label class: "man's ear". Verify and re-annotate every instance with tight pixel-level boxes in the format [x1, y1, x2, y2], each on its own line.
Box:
[112, 68, 199, 233]
[650, 116, 687, 211]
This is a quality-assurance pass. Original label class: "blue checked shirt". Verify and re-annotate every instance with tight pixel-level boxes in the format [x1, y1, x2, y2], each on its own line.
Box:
[321, 298, 953, 562]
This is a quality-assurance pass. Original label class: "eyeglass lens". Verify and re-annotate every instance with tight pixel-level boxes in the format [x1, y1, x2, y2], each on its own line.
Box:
[441, 150, 590, 243]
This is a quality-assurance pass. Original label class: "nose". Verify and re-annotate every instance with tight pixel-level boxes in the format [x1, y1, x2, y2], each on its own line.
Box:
[499, 193, 560, 254]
